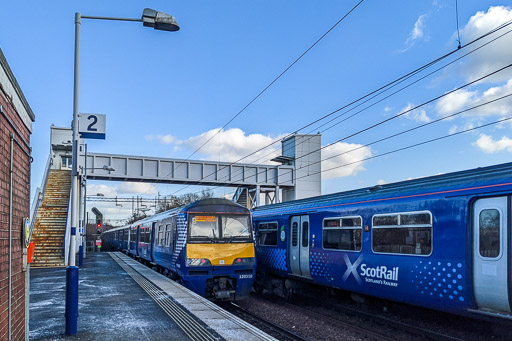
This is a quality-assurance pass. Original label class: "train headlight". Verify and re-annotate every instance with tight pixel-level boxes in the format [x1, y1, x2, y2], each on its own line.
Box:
[186, 258, 212, 266]
[232, 257, 255, 266]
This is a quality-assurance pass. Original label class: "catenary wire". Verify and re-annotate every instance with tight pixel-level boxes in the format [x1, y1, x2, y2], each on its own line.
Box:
[178, 73, 512, 198]
[167, 20, 512, 196]
[171, 1, 365, 168]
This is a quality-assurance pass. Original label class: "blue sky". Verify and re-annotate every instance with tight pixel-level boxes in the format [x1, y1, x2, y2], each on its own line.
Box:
[2, 1, 512, 221]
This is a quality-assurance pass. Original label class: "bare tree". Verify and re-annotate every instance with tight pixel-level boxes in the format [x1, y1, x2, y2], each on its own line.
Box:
[156, 189, 214, 213]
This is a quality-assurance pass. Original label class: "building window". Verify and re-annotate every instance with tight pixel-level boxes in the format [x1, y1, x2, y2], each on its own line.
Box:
[258, 222, 278, 246]
[323, 216, 362, 251]
[479, 209, 500, 258]
[61, 156, 72, 169]
[372, 211, 432, 255]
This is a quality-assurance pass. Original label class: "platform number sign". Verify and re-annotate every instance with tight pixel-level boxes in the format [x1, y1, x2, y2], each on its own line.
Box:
[78, 113, 106, 139]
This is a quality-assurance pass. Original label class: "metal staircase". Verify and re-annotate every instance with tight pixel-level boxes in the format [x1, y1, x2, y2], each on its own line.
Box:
[31, 169, 71, 267]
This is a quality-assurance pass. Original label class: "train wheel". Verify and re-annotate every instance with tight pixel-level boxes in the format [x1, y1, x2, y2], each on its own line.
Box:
[253, 283, 264, 295]
[284, 287, 293, 302]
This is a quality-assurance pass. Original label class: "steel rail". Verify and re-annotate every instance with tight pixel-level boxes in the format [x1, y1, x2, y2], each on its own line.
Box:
[323, 301, 464, 341]
[226, 302, 307, 341]
[283, 302, 396, 341]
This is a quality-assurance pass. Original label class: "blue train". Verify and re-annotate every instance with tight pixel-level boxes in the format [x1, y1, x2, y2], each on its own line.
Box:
[253, 162, 512, 320]
[102, 198, 256, 301]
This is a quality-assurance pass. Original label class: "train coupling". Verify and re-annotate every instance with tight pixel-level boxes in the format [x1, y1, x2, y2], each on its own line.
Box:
[209, 276, 236, 300]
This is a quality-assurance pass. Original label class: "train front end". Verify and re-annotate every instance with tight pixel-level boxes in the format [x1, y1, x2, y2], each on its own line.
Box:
[184, 199, 256, 301]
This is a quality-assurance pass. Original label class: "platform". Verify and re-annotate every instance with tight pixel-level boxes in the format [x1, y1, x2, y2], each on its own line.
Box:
[29, 252, 275, 340]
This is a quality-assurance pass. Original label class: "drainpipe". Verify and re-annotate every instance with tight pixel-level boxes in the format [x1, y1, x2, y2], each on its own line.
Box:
[9, 133, 14, 340]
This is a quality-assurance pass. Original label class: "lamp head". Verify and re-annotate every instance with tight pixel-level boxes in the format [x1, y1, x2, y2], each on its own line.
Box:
[142, 8, 180, 32]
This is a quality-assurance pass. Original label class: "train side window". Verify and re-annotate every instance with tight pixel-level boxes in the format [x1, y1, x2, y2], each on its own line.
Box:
[323, 216, 362, 251]
[165, 224, 171, 247]
[130, 227, 136, 243]
[258, 223, 278, 246]
[302, 221, 309, 247]
[372, 211, 432, 256]
[292, 222, 298, 247]
[479, 209, 500, 258]
[158, 225, 164, 246]
[172, 221, 178, 253]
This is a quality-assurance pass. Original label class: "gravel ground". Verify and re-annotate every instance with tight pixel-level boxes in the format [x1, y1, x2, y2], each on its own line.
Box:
[235, 290, 512, 341]
[236, 294, 376, 341]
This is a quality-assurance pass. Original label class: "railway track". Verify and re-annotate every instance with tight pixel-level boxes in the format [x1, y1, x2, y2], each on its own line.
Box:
[286, 300, 463, 341]
[283, 301, 396, 341]
[225, 302, 307, 341]
[322, 301, 465, 341]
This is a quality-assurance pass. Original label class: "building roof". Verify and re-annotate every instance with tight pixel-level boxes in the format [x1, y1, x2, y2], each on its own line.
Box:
[0, 48, 35, 121]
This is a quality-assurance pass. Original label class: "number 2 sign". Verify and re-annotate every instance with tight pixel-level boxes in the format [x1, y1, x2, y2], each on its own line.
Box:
[78, 113, 106, 139]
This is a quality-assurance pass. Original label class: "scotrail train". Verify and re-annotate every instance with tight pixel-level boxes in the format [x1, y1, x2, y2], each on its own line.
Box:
[253, 162, 512, 320]
[102, 198, 256, 301]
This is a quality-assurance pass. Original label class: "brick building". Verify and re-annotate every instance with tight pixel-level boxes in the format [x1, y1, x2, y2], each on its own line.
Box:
[0, 48, 35, 340]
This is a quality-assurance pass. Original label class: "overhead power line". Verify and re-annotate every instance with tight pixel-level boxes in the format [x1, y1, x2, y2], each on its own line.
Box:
[169, 19, 512, 196]
[178, 68, 512, 198]
[177, 0, 366, 163]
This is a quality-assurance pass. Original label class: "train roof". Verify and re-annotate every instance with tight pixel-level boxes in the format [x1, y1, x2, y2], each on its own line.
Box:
[103, 198, 249, 233]
[183, 198, 250, 214]
[253, 161, 512, 214]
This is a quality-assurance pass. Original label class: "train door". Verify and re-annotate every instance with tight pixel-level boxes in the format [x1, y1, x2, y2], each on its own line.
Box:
[472, 197, 511, 313]
[289, 215, 311, 278]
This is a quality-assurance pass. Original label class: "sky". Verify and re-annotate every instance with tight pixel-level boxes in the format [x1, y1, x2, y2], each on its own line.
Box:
[1, 1, 512, 223]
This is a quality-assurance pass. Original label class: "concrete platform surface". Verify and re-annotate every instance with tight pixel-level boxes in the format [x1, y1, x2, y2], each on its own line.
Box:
[29, 252, 275, 341]
[30, 252, 196, 340]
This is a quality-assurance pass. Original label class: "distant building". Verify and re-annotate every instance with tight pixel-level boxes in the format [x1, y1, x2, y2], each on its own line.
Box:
[0, 48, 35, 340]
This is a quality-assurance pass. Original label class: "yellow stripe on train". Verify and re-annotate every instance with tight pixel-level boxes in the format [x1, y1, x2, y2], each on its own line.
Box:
[187, 243, 255, 266]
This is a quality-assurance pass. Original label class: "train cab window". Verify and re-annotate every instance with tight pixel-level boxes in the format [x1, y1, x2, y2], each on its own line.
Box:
[258, 223, 278, 246]
[372, 211, 432, 255]
[222, 216, 252, 242]
[165, 224, 171, 247]
[323, 216, 362, 251]
[189, 215, 219, 242]
[479, 209, 500, 258]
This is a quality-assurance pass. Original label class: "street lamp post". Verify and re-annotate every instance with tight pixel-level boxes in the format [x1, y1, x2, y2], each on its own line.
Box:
[67, 8, 179, 335]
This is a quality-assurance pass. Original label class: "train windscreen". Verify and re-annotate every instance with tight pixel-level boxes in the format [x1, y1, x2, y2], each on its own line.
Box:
[189, 214, 252, 243]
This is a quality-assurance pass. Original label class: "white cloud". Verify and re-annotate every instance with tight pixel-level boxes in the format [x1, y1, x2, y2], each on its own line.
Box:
[448, 121, 476, 135]
[459, 6, 512, 82]
[384, 106, 392, 112]
[473, 134, 512, 153]
[407, 14, 427, 43]
[118, 182, 158, 195]
[401, 103, 431, 123]
[145, 134, 176, 144]
[400, 14, 428, 51]
[87, 184, 118, 197]
[436, 89, 476, 117]
[176, 128, 286, 164]
[436, 79, 512, 117]
[149, 127, 375, 180]
[377, 179, 386, 185]
[321, 142, 372, 179]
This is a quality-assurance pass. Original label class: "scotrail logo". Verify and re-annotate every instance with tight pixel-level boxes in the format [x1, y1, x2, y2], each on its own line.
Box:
[342, 255, 399, 287]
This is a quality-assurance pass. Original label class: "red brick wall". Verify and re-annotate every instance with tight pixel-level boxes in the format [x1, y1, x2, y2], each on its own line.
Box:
[0, 82, 31, 341]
